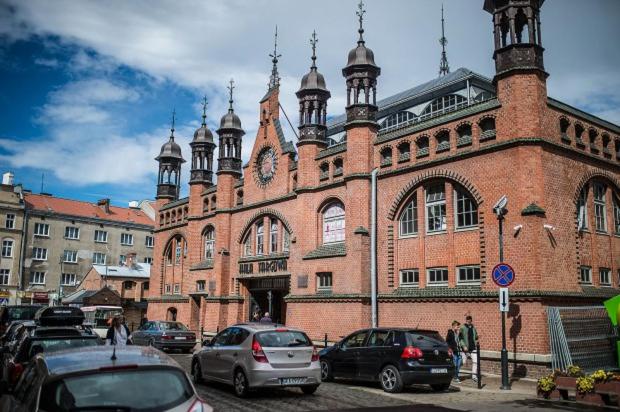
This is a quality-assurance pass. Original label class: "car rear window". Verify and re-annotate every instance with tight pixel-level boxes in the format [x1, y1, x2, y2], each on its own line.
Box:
[256, 330, 312, 347]
[40, 368, 194, 411]
[159, 322, 188, 331]
[406, 331, 446, 347]
[27, 338, 99, 358]
[34, 328, 82, 337]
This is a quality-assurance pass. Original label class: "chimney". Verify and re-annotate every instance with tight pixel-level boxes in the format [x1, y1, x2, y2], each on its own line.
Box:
[2, 172, 14, 186]
[97, 198, 111, 214]
[126, 252, 137, 268]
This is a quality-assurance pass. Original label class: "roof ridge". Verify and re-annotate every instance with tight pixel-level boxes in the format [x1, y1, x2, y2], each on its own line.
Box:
[25, 193, 150, 213]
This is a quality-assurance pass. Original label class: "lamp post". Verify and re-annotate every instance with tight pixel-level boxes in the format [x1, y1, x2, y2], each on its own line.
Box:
[58, 255, 64, 306]
[493, 195, 511, 391]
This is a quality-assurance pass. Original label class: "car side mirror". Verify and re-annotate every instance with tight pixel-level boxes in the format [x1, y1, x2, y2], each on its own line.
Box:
[202, 339, 212, 347]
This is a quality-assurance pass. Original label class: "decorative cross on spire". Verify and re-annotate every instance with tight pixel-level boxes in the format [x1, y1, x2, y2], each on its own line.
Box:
[439, 4, 450, 76]
[268, 25, 281, 90]
[310, 30, 318, 69]
[170, 108, 176, 139]
[227, 79, 235, 111]
[201, 96, 208, 126]
[356, 0, 366, 44]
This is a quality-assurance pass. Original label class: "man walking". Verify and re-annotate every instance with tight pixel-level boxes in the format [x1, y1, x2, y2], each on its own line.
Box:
[259, 312, 273, 324]
[459, 315, 479, 382]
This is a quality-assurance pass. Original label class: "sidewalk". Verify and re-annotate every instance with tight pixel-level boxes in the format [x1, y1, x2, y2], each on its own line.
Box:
[456, 373, 536, 396]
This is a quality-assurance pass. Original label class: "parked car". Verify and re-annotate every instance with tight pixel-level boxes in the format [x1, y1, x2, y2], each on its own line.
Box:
[191, 323, 321, 397]
[0, 321, 34, 348]
[319, 328, 454, 393]
[0, 345, 213, 411]
[132, 320, 197, 353]
[0, 306, 101, 392]
[0, 305, 42, 335]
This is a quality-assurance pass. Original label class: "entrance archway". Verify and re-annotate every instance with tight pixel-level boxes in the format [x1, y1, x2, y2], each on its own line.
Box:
[244, 276, 289, 324]
[166, 307, 177, 321]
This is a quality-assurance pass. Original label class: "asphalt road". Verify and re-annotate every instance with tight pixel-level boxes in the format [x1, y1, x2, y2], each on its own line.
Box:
[169, 353, 585, 412]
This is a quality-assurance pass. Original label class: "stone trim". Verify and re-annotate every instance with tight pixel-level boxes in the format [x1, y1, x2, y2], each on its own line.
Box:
[189, 259, 214, 271]
[238, 252, 289, 263]
[235, 208, 294, 244]
[572, 169, 620, 204]
[521, 202, 546, 217]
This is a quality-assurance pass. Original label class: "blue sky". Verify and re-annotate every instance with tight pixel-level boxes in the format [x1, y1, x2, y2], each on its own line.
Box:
[1, 0, 619, 207]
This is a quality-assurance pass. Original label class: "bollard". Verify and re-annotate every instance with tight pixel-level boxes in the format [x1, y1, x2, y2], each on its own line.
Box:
[200, 327, 204, 341]
[216, 325, 220, 334]
[476, 342, 482, 389]
[324, 333, 327, 348]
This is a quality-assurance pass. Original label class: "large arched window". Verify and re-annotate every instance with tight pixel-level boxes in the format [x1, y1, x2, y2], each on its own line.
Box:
[454, 186, 478, 228]
[270, 218, 279, 253]
[203, 227, 215, 259]
[380, 111, 416, 131]
[419, 94, 467, 120]
[163, 235, 186, 266]
[323, 203, 345, 244]
[399, 196, 418, 236]
[256, 221, 264, 255]
[240, 215, 292, 257]
[243, 231, 252, 257]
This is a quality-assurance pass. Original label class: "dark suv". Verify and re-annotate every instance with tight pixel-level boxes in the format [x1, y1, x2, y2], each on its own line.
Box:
[319, 328, 454, 393]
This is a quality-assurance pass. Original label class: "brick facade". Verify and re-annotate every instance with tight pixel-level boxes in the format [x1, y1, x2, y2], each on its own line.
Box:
[148, 2, 620, 377]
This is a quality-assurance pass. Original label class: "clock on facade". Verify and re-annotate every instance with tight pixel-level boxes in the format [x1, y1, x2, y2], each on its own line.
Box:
[255, 146, 277, 186]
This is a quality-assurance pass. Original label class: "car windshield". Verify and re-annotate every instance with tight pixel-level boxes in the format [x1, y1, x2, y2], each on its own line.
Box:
[27, 338, 99, 359]
[256, 330, 312, 347]
[40, 368, 194, 412]
[158, 322, 187, 331]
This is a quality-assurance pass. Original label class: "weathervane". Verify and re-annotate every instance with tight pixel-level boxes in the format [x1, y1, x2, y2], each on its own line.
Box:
[439, 4, 450, 76]
[310, 30, 318, 68]
[268, 25, 282, 90]
[201, 96, 208, 126]
[356, 0, 366, 43]
[227, 79, 235, 111]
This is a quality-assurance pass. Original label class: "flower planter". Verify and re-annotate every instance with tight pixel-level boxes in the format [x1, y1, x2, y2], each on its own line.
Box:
[537, 389, 560, 400]
[595, 380, 620, 395]
[554, 376, 577, 400]
[576, 392, 605, 407]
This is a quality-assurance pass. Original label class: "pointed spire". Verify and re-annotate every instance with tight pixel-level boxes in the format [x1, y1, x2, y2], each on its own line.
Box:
[268, 25, 281, 90]
[201, 96, 208, 126]
[439, 4, 450, 77]
[227, 79, 235, 111]
[356, 0, 366, 44]
[170, 109, 176, 139]
[310, 30, 318, 69]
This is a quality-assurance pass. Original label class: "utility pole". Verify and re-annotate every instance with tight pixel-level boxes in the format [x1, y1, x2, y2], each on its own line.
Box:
[493, 195, 511, 391]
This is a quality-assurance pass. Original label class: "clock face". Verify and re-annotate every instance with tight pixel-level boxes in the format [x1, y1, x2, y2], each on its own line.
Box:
[255, 147, 277, 186]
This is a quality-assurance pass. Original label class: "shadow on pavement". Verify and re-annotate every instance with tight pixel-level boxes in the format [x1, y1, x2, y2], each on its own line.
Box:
[315, 405, 464, 412]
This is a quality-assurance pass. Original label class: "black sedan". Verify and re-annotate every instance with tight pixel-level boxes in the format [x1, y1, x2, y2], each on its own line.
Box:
[319, 328, 454, 393]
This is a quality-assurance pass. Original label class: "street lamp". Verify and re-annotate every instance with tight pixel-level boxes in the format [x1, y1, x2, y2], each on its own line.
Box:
[493, 195, 511, 390]
[58, 255, 64, 306]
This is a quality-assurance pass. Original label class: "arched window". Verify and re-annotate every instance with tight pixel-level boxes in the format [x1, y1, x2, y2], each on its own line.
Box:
[578, 184, 588, 231]
[614, 195, 620, 234]
[559, 117, 570, 142]
[380, 147, 392, 166]
[602, 134, 611, 156]
[380, 111, 416, 131]
[479, 117, 496, 141]
[270, 218, 279, 254]
[399, 196, 417, 236]
[333, 158, 343, 176]
[416, 135, 429, 158]
[283, 229, 290, 252]
[236, 190, 244, 206]
[514, 8, 529, 43]
[203, 227, 215, 259]
[456, 123, 472, 147]
[203, 198, 209, 212]
[323, 203, 345, 244]
[575, 123, 585, 146]
[435, 130, 450, 153]
[123, 281, 134, 290]
[398, 142, 410, 162]
[256, 221, 264, 255]
[166, 307, 177, 321]
[211, 195, 217, 211]
[319, 162, 329, 180]
[589, 128, 599, 154]
[454, 186, 478, 228]
[243, 231, 252, 256]
[419, 95, 467, 121]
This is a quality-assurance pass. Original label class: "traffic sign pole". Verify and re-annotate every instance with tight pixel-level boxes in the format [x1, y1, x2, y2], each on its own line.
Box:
[497, 214, 511, 391]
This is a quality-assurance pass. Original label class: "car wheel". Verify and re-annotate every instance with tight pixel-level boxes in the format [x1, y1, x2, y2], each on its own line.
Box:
[320, 360, 333, 382]
[431, 383, 451, 392]
[191, 360, 203, 384]
[233, 369, 250, 398]
[380, 365, 404, 393]
[301, 385, 319, 395]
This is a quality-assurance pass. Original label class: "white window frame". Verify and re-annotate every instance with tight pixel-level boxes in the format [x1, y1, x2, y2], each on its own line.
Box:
[94, 230, 108, 243]
[256, 222, 264, 255]
[426, 185, 447, 233]
[323, 204, 346, 244]
[600, 268, 611, 286]
[1, 239, 14, 258]
[92, 252, 106, 265]
[32, 247, 47, 261]
[64, 226, 80, 240]
[578, 185, 588, 230]
[173, 283, 180, 295]
[0, 269, 10, 285]
[317, 272, 333, 291]
[165, 284, 172, 294]
[61, 273, 77, 286]
[283, 229, 290, 253]
[196, 280, 206, 292]
[145, 235, 154, 248]
[455, 189, 478, 229]
[5, 214, 15, 229]
[63, 250, 78, 263]
[33, 222, 50, 237]
[120, 233, 134, 246]
[614, 196, 620, 234]
[399, 197, 418, 237]
[30, 271, 46, 285]
[143, 257, 153, 264]
[400, 269, 419, 287]
[457, 265, 481, 284]
[204, 228, 215, 259]
[270, 219, 278, 254]
[427, 267, 449, 286]
[580, 266, 592, 284]
[594, 183, 607, 232]
[243, 231, 252, 257]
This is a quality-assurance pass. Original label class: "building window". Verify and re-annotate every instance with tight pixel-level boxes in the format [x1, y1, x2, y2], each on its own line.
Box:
[317, 272, 332, 291]
[94, 230, 108, 243]
[5, 214, 15, 229]
[614, 196, 620, 234]
[173, 283, 180, 294]
[323, 203, 345, 244]
[30, 271, 46, 285]
[419, 94, 467, 120]
[333, 158, 343, 176]
[435, 130, 450, 153]
[243, 231, 252, 257]
[455, 188, 478, 228]
[143, 281, 149, 290]
[63, 250, 78, 263]
[143, 257, 153, 264]
[64, 226, 79, 240]
[256, 222, 264, 255]
[380, 110, 416, 131]
[121, 233, 134, 246]
[32, 247, 48, 261]
[427, 267, 448, 286]
[479, 117, 496, 140]
[93, 252, 106, 265]
[34, 222, 50, 237]
[398, 142, 411, 162]
[559, 117, 570, 142]
[283, 229, 290, 253]
[426, 184, 446, 233]
[319, 162, 329, 180]
[380, 147, 393, 166]
[578, 185, 588, 230]
[123, 281, 133, 290]
[399, 196, 418, 236]
[61, 273, 76, 286]
[580, 266, 592, 284]
[456, 123, 473, 146]
[0, 269, 10, 285]
[270, 219, 278, 254]
[119, 255, 126, 265]
[575, 123, 585, 146]
[196, 280, 206, 292]
[145, 235, 154, 248]
[400, 269, 419, 287]
[458, 266, 481, 284]
[1, 239, 13, 258]
[594, 183, 607, 232]
[204, 227, 215, 259]
[237, 190, 244, 206]
[165, 284, 171, 294]
[416, 135, 429, 157]
[600, 268, 611, 286]
[175, 243, 182, 264]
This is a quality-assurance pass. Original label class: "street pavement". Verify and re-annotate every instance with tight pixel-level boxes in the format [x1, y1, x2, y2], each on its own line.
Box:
[170, 353, 590, 412]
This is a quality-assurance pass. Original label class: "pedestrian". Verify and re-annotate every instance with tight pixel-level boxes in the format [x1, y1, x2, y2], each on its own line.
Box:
[459, 315, 480, 382]
[259, 312, 272, 324]
[446, 320, 462, 383]
[252, 310, 261, 322]
[106, 316, 131, 347]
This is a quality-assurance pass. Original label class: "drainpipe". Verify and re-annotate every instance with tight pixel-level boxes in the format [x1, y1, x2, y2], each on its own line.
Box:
[371, 168, 379, 328]
[18, 208, 29, 304]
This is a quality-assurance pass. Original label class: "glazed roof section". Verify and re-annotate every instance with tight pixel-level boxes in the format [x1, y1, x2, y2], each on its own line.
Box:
[93, 263, 151, 279]
[24, 193, 154, 226]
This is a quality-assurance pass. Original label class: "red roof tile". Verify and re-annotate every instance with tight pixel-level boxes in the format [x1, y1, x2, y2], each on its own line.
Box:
[24, 194, 154, 226]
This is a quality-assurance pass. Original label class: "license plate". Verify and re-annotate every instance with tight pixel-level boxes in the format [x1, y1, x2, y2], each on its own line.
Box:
[280, 378, 306, 385]
[431, 368, 448, 374]
[174, 337, 185, 340]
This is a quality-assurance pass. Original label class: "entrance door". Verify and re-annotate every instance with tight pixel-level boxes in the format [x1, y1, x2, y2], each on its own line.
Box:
[245, 277, 289, 324]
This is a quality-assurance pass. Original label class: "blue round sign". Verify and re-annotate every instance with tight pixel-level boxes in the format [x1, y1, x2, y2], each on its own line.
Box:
[492, 263, 515, 287]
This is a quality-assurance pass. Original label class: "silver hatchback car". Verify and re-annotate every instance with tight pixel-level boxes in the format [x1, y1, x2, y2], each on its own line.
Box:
[191, 323, 321, 397]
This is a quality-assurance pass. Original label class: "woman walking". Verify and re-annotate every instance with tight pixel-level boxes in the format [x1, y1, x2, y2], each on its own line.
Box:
[446, 320, 462, 383]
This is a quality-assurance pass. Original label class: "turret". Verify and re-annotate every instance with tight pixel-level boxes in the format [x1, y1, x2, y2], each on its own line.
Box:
[217, 80, 245, 176]
[189, 97, 216, 186]
[155, 110, 185, 202]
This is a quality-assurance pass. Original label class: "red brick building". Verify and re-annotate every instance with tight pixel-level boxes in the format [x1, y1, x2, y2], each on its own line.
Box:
[148, 0, 620, 376]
